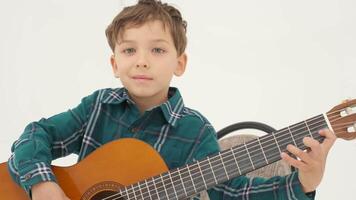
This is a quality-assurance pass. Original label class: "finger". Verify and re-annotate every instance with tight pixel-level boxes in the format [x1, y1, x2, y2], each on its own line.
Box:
[286, 144, 313, 164]
[303, 137, 321, 156]
[281, 152, 308, 170]
[319, 129, 336, 151]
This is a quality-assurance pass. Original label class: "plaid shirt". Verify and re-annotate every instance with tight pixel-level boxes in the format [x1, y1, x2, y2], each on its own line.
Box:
[8, 87, 314, 200]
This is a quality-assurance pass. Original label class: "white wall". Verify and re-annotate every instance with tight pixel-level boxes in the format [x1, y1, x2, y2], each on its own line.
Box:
[0, 0, 355, 199]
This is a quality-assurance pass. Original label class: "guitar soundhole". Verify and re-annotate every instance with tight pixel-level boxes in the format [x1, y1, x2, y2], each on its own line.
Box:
[90, 190, 124, 200]
[81, 181, 125, 200]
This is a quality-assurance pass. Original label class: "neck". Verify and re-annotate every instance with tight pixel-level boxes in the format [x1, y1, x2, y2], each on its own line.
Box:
[118, 114, 329, 199]
[129, 91, 168, 114]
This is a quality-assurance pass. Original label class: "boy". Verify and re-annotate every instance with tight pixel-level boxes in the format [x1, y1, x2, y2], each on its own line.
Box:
[8, 0, 336, 199]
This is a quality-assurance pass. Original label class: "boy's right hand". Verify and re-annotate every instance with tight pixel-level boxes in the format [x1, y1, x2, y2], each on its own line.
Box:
[31, 181, 70, 200]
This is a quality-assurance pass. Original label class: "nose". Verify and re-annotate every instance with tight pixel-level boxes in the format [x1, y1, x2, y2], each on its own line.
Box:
[136, 64, 149, 68]
[136, 52, 149, 69]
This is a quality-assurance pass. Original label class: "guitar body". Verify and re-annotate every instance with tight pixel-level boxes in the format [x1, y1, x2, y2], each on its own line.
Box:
[0, 138, 169, 200]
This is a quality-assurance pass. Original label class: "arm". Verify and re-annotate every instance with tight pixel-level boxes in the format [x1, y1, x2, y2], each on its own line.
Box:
[187, 125, 316, 200]
[7, 90, 99, 196]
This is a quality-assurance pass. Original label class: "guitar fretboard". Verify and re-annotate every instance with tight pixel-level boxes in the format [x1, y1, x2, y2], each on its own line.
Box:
[118, 114, 328, 200]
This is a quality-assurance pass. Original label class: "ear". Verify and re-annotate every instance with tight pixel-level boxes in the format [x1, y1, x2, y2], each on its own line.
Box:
[174, 53, 187, 77]
[110, 55, 120, 78]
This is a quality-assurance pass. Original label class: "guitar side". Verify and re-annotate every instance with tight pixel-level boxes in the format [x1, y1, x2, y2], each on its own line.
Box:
[0, 138, 169, 200]
[0, 162, 28, 199]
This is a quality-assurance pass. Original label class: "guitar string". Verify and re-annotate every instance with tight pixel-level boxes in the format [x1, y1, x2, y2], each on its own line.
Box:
[117, 121, 353, 200]
[327, 121, 356, 128]
[327, 114, 353, 122]
[141, 134, 325, 200]
[326, 111, 355, 128]
[109, 115, 354, 200]
[107, 113, 352, 199]
[102, 115, 331, 200]
[111, 128, 324, 200]
[104, 108, 354, 200]
[119, 114, 326, 197]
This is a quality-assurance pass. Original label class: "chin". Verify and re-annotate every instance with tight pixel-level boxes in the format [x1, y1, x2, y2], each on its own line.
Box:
[130, 88, 156, 98]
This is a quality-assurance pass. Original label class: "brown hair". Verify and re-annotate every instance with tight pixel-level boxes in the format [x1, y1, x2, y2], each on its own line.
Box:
[105, 0, 187, 56]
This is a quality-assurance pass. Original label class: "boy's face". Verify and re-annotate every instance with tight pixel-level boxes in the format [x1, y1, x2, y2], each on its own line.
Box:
[111, 20, 187, 104]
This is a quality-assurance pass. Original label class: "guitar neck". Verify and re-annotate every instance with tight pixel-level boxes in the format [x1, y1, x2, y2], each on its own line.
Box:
[119, 114, 329, 199]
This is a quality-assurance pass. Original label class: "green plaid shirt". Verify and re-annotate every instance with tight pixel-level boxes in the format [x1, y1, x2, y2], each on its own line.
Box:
[8, 87, 314, 200]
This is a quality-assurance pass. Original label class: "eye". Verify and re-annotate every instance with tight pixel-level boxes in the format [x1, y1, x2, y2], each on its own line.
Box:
[152, 48, 166, 54]
[122, 48, 135, 55]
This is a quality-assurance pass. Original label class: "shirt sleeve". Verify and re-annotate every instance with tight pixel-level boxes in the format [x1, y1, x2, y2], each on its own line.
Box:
[7, 90, 99, 195]
[187, 124, 315, 200]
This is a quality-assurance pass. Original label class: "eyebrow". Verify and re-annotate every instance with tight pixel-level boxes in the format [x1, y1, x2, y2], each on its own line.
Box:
[118, 39, 170, 45]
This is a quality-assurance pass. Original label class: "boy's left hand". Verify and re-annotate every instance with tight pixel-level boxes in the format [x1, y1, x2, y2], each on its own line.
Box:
[280, 129, 336, 193]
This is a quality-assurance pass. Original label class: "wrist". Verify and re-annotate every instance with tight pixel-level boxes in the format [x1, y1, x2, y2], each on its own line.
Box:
[32, 181, 56, 192]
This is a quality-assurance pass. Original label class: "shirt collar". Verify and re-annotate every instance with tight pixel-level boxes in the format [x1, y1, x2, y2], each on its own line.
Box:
[101, 87, 185, 127]
[159, 87, 185, 127]
[101, 88, 133, 104]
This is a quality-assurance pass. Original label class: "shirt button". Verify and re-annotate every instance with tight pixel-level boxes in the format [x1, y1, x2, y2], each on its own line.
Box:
[24, 174, 32, 180]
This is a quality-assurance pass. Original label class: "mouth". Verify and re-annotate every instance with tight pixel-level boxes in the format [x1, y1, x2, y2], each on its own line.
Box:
[132, 75, 153, 81]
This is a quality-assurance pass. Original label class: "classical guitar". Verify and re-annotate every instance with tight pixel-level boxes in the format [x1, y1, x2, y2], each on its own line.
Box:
[0, 100, 355, 200]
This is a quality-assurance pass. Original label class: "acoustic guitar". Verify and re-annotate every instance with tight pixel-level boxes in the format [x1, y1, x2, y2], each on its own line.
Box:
[0, 99, 355, 200]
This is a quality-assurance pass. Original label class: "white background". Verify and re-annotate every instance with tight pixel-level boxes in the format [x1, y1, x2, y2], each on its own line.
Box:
[0, 0, 355, 199]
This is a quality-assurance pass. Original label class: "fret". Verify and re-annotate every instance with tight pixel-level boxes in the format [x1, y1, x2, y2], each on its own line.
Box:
[289, 122, 308, 149]
[153, 175, 167, 199]
[243, 143, 255, 170]
[186, 164, 198, 194]
[180, 165, 195, 196]
[197, 161, 207, 189]
[200, 158, 218, 187]
[207, 156, 218, 184]
[126, 184, 136, 200]
[287, 126, 297, 147]
[231, 148, 242, 175]
[162, 173, 176, 199]
[209, 153, 229, 183]
[219, 152, 230, 180]
[167, 171, 178, 199]
[132, 183, 139, 199]
[277, 127, 295, 151]
[188, 162, 205, 192]
[137, 181, 144, 199]
[304, 120, 314, 139]
[203, 157, 221, 188]
[122, 187, 129, 199]
[306, 115, 327, 143]
[220, 150, 239, 180]
[160, 174, 170, 199]
[245, 139, 267, 169]
[144, 179, 153, 200]
[116, 189, 124, 199]
[231, 145, 253, 175]
[149, 177, 159, 199]
[276, 127, 300, 161]
[271, 132, 282, 154]
[257, 137, 268, 164]
[175, 167, 188, 197]
[259, 134, 281, 164]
